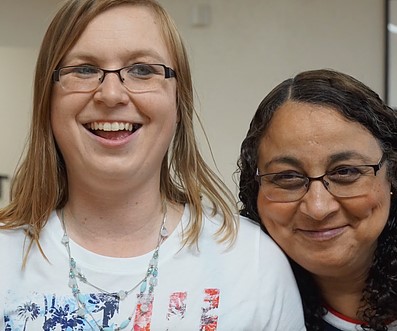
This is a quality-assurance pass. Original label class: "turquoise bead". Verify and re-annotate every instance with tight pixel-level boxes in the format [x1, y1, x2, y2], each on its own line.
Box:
[119, 319, 131, 329]
[77, 293, 85, 304]
[140, 281, 147, 293]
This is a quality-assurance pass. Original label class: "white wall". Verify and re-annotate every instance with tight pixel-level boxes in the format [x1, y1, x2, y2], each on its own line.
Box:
[0, 47, 37, 206]
[0, 0, 58, 207]
[165, 0, 385, 197]
[0, 0, 385, 207]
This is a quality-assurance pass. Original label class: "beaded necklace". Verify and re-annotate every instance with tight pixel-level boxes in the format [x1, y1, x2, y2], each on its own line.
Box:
[60, 207, 168, 331]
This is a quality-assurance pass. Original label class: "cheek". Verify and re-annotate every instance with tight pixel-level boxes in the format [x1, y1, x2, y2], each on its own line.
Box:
[50, 91, 89, 154]
[138, 88, 178, 121]
[257, 192, 295, 235]
[344, 180, 391, 221]
[160, 95, 178, 131]
[50, 89, 85, 124]
[50, 95, 63, 143]
[345, 177, 391, 215]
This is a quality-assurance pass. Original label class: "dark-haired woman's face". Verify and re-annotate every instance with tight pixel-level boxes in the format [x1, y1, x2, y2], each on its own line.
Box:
[256, 101, 391, 280]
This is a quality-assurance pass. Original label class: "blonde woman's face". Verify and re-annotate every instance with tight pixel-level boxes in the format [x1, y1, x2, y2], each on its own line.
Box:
[256, 101, 391, 280]
[51, 5, 177, 190]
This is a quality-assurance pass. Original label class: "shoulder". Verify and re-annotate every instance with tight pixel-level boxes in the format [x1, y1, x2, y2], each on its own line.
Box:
[0, 225, 27, 244]
[237, 215, 291, 264]
[0, 211, 61, 264]
[232, 216, 306, 329]
[201, 208, 290, 265]
[0, 226, 28, 272]
[201, 207, 262, 244]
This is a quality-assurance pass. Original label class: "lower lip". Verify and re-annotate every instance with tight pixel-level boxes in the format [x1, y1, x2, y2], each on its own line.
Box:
[87, 128, 138, 147]
[298, 226, 347, 241]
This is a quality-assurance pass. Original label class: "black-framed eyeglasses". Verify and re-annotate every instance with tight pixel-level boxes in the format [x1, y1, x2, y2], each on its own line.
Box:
[53, 63, 176, 93]
[255, 154, 386, 202]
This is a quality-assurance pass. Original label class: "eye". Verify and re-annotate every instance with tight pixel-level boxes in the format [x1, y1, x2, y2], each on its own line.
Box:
[126, 64, 159, 78]
[265, 172, 307, 189]
[327, 166, 363, 183]
[63, 66, 99, 78]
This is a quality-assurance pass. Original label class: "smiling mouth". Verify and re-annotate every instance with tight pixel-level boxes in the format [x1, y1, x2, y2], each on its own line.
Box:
[297, 226, 347, 241]
[84, 121, 142, 140]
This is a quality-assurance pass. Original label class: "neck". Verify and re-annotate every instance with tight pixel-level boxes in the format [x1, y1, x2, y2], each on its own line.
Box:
[62, 174, 184, 257]
[314, 270, 368, 320]
[62, 187, 166, 257]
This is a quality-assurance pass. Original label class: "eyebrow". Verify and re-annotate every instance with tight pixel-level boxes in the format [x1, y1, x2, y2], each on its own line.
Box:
[263, 151, 379, 169]
[328, 151, 378, 164]
[262, 156, 302, 169]
[62, 49, 167, 66]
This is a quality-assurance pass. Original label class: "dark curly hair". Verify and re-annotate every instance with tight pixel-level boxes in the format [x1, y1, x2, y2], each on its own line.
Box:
[237, 69, 397, 331]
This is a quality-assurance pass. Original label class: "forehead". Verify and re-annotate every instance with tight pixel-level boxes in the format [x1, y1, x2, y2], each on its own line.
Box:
[63, 4, 172, 65]
[258, 101, 382, 165]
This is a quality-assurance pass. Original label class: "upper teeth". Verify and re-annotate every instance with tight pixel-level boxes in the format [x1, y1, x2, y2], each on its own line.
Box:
[88, 122, 134, 131]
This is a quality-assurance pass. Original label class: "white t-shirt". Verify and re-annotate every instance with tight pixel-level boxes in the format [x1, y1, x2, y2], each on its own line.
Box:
[324, 309, 397, 331]
[0, 204, 305, 331]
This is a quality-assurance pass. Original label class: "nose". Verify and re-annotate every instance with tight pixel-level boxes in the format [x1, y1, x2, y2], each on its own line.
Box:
[299, 180, 339, 221]
[93, 72, 129, 107]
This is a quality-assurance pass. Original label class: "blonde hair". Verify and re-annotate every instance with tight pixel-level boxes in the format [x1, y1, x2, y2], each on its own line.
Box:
[0, 0, 238, 258]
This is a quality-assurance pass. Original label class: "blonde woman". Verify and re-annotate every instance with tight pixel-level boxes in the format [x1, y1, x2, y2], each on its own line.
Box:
[0, 1, 304, 330]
